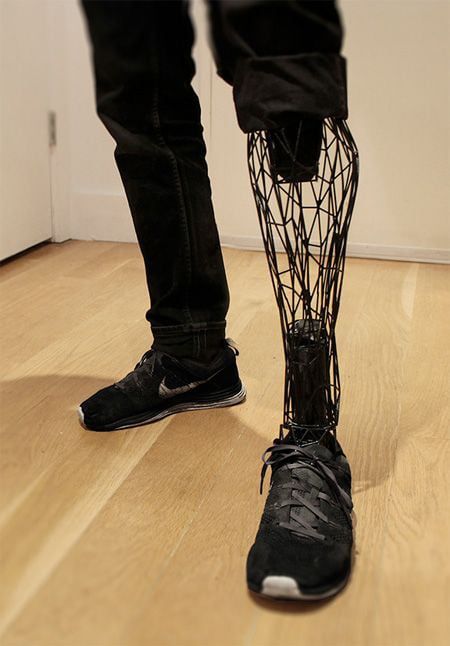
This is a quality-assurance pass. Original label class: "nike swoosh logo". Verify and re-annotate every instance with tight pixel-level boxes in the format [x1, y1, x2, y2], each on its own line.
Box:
[158, 377, 208, 399]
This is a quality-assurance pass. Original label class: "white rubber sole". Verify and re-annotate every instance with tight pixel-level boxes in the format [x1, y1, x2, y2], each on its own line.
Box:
[259, 575, 348, 601]
[78, 384, 247, 431]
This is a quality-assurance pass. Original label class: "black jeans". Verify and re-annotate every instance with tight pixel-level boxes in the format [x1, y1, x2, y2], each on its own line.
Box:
[80, 0, 346, 360]
[81, 0, 229, 361]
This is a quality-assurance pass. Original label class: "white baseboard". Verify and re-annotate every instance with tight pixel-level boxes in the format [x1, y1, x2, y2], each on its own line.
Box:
[70, 192, 137, 243]
[220, 234, 450, 265]
[69, 192, 450, 265]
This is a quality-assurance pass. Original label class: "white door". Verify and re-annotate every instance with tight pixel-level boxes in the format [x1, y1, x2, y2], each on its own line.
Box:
[0, 0, 53, 261]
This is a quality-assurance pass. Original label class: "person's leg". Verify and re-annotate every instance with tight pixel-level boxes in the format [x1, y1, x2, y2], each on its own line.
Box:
[245, 118, 359, 599]
[78, 1, 246, 431]
[206, 0, 359, 599]
[81, 0, 229, 361]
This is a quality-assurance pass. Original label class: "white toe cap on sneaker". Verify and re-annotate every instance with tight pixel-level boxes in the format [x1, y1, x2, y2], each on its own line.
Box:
[77, 405, 85, 426]
[260, 574, 348, 600]
[261, 576, 302, 599]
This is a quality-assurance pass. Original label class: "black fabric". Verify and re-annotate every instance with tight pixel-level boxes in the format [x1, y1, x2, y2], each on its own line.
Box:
[247, 522, 351, 593]
[80, 0, 347, 359]
[247, 437, 353, 596]
[80, 341, 241, 431]
[207, 0, 348, 131]
[80, 0, 230, 360]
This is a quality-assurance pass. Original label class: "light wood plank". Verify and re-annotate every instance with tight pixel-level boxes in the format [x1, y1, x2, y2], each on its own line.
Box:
[1, 242, 448, 646]
[372, 264, 450, 646]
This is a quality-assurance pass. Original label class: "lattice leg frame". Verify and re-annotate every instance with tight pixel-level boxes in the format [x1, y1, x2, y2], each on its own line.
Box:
[248, 118, 359, 445]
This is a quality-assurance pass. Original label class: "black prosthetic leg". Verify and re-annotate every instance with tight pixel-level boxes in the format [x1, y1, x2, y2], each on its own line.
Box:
[248, 117, 359, 447]
[246, 119, 359, 600]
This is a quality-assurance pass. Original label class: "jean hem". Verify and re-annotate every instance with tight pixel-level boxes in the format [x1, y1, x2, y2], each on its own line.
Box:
[151, 321, 226, 337]
[151, 321, 226, 360]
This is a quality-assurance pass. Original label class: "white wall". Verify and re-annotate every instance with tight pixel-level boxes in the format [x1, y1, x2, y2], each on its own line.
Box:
[341, 0, 450, 261]
[54, 0, 450, 263]
[0, 1, 53, 259]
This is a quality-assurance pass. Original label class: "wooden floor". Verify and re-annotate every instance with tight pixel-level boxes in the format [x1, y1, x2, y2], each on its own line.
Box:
[0, 240, 449, 646]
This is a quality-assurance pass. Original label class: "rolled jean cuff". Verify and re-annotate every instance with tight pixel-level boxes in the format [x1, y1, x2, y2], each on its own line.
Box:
[151, 321, 226, 360]
[232, 53, 348, 132]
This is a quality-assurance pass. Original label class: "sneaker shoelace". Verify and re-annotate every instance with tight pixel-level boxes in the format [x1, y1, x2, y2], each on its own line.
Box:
[134, 349, 157, 371]
[114, 349, 160, 389]
[260, 441, 353, 541]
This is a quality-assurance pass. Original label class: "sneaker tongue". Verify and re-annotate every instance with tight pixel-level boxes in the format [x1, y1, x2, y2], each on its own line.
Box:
[302, 441, 333, 462]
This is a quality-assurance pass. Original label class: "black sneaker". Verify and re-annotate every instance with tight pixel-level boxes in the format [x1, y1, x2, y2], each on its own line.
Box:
[246, 434, 353, 600]
[78, 339, 246, 431]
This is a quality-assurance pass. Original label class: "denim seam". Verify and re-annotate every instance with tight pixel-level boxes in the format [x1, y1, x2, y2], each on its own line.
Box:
[152, 321, 226, 335]
[149, 5, 193, 326]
